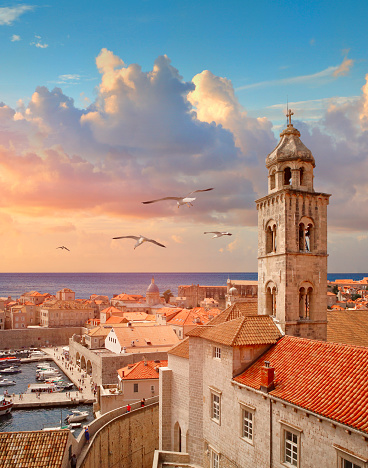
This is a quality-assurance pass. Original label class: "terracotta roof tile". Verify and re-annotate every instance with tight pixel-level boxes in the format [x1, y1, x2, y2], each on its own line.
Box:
[209, 302, 258, 326]
[0, 430, 69, 467]
[234, 335, 368, 434]
[327, 309, 368, 347]
[168, 337, 189, 359]
[117, 359, 167, 379]
[186, 315, 282, 346]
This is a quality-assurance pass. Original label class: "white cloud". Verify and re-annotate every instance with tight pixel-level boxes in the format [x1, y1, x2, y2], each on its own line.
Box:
[0, 5, 34, 26]
[30, 35, 48, 49]
[11, 34, 21, 42]
[236, 57, 354, 91]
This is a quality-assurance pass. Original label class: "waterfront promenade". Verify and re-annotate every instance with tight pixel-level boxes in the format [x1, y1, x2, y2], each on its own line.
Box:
[11, 348, 95, 409]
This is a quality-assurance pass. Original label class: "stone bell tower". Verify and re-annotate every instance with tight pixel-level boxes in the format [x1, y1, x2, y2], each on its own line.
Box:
[256, 111, 330, 340]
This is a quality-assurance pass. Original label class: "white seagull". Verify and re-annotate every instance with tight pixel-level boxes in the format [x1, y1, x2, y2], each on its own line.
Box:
[204, 231, 233, 238]
[56, 246, 70, 251]
[112, 235, 166, 250]
[142, 188, 214, 208]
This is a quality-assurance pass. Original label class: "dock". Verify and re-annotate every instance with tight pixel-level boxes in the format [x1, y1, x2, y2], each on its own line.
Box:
[10, 347, 96, 409]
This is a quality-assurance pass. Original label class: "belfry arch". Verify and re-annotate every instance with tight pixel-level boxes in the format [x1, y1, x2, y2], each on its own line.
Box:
[265, 281, 277, 316]
[265, 219, 277, 254]
[299, 216, 315, 252]
[298, 281, 314, 320]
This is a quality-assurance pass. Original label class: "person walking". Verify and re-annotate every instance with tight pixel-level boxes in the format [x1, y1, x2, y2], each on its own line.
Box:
[126, 404, 131, 413]
[84, 426, 90, 444]
[140, 398, 145, 407]
[70, 454, 77, 468]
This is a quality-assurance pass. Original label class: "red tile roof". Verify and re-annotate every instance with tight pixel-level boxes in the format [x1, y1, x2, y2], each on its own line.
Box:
[168, 337, 189, 359]
[117, 359, 168, 380]
[327, 309, 368, 347]
[186, 315, 282, 346]
[209, 302, 258, 325]
[234, 335, 368, 433]
[0, 429, 69, 467]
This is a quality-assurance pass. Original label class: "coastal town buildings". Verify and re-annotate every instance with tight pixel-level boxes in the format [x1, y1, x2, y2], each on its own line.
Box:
[39, 300, 94, 327]
[156, 117, 368, 468]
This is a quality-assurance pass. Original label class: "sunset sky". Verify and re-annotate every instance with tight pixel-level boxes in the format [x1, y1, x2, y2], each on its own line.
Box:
[0, 0, 367, 273]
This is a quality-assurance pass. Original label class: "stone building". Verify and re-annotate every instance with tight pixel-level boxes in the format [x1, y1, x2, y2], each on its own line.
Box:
[39, 300, 94, 327]
[155, 116, 368, 468]
[256, 113, 330, 340]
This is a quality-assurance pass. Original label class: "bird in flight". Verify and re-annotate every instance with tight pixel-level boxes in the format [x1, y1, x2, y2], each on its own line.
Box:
[56, 246, 70, 251]
[142, 188, 214, 208]
[204, 231, 233, 238]
[112, 235, 166, 250]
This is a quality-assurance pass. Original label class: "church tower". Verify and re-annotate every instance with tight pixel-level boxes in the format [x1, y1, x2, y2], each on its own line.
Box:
[256, 111, 330, 340]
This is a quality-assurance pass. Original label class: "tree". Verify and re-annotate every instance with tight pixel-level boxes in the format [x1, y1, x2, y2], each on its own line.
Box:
[332, 285, 338, 295]
[163, 289, 174, 303]
[351, 293, 361, 301]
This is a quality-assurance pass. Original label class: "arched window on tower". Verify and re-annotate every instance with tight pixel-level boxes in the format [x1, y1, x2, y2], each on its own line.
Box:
[266, 282, 277, 316]
[265, 221, 277, 254]
[284, 167, 292, 185]
[299, 167, 304, 186]
[299, 283, 314, 320]
[270, 170, 276, 190]
[299, 218, 314, 252]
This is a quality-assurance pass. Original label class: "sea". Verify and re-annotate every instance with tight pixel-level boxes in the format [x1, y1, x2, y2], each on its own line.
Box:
[1, 272, 367, 299]
[0, 361, 94, 436]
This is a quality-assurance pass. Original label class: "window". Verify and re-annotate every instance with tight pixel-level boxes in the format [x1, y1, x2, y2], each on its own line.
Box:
[151, 385, 155, 392]
[284, 430, 298, 466]
[210, 448, 220, 468]
[241, 407, 254, 442]
[210, 390, 221, 423]
[133, 383, 139, 393]
[334, 445, 367, 468]
[213, 347, 221, 359]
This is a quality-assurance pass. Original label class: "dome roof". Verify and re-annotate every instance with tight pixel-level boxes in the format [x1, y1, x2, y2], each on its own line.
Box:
[229, 286, 238, 296]
[147, 277, 159, 294]
[266, 124, 315, 169]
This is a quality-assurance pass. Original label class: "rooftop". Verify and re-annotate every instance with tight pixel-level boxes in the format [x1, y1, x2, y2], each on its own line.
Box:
[234, 335, 368, 434]
[0, 429, 69, 467]
[117, 359, 168, 380]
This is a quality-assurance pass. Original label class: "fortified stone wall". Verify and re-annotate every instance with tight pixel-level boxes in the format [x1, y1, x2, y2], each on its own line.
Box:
[0, 327, 83, 349]
[80, 404, 159, 468]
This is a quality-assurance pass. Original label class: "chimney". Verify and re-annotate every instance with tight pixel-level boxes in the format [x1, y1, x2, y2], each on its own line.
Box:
[144, 360, 147, 366]
[260, 361, 275, 393]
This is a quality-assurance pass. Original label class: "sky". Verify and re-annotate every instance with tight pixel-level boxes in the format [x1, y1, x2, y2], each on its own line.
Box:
[0, 0, 367, 273]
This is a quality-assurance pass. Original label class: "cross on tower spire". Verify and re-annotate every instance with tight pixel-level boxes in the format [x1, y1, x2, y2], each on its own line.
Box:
[286, 109, 294, 127]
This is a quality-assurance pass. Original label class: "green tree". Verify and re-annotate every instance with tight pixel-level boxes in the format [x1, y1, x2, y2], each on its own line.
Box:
[332, 285, 338, 295]
[351, 293, 361, 301]
[163, 289, 174, 303]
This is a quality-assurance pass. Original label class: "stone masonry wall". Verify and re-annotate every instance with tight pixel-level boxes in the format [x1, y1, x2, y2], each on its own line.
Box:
[0, 327, 83, 349]
[80, 404, 159, 468]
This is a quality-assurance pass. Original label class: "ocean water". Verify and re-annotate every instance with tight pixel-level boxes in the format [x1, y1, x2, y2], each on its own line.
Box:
[0, 272, 367, 300]
[0, 362, 93, 436]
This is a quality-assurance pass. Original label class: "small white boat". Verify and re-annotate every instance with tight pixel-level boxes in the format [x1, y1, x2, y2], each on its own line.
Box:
[66, 410, 89, 423]
[29, 351, 46, 357]
[0, 366, 21, 374]
[0, 378, 16, 386]
[37, 362, 53, 369]
[36, 370, 60, 381]
[0, 396, 13, 416]
[43, 424, 75, 433]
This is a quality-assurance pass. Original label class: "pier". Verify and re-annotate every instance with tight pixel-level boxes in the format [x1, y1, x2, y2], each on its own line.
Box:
[10, 347, 96, 409]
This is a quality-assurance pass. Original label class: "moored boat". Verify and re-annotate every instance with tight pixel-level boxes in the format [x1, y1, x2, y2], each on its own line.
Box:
[66, 410, 89, 423]
[0, 378, 16, 386]
[0, 366, 22, 374]
[27, 383, 64, 393]
[0, 396, 13, 416]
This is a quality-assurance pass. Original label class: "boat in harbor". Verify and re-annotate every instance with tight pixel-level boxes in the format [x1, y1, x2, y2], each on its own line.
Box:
[0, 378, 16, 386]
[0, 357, 21, 368]
[27, 383, 64, 394]
[0, 366, 22, 374]
[36, 369, 61, 380]
[66, 410, 89, 423]
[0, 396, 13, 416]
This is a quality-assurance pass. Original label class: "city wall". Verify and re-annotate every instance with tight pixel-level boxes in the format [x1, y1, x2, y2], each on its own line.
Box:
[0, 327, 83, 349]
[79, 402, 159, 468]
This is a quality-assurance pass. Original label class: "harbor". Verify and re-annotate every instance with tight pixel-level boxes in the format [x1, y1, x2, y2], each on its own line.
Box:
[0, 347, 96, 435]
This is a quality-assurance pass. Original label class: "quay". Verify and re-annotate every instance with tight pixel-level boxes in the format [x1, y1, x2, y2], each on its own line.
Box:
[10, 347, 96, 410]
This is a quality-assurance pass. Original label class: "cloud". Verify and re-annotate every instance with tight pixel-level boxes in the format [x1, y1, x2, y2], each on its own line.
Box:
[171, 235, 184, 244]
[237, 57, 355, 91]
[0, 5, 34, 25]
[30, 35, 48, 48]
[333, 56, 354, 77]
[11, 34, 21, 42]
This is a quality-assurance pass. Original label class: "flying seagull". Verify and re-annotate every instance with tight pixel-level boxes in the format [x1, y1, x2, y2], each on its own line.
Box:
[56, 246, 70, 251]
[142, 188, 214, 208]
[204, 231, 233, 238]
[112, 235, 166, 250]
